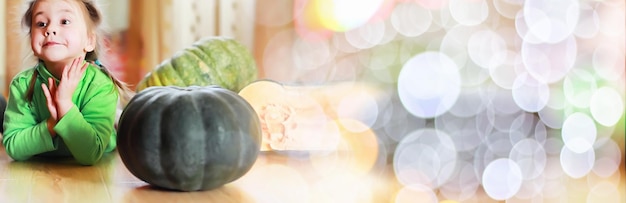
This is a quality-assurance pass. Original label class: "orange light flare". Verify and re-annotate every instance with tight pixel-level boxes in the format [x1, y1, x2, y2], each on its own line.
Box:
[310, 171, 379, 203]
[293, 0, 335, 41]
[309, 119, 382, 176]
[394, 184, 439, 203]
[293, 0, 397, 41]
[233, 164, 312, 202]
[306, 82, 389, 176]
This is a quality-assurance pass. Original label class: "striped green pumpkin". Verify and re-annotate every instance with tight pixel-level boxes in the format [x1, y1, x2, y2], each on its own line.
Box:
[136, 37, 257, 92]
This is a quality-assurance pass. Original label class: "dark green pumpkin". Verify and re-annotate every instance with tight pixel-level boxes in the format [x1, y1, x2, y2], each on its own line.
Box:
[116, 85, 262, 191]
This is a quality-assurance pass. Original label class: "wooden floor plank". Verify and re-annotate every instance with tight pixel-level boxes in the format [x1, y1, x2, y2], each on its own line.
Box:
[1, 143, 625, 202]
[0, 180, 31, 203]
[18, 157, 112, 203]
[0, 155, 34, 203]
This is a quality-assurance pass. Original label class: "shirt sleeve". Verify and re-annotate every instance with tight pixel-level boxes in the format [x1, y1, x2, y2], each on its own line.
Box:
[2, 75, 58, 161]
[53, 76, 118, 166]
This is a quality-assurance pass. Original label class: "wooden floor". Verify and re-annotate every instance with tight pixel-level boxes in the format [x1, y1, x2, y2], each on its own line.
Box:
[1, 143, 624, 203]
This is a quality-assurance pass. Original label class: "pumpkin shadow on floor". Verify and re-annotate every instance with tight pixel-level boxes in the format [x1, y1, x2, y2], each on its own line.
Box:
[122, 184, 255, 202]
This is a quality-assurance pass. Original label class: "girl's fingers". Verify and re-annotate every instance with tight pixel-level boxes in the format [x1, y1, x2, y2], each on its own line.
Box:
[73, 56, 81, 76]
[78, 55, 85, 73]
[73, 56, 87, 78]
[62, 58, 73, 80]
[72, 57, 80, 76]
[48, 77, 55, 93]
[63, 56, 83, 79]
[41, 83, 55, 114]
[41, 83, 51, 101]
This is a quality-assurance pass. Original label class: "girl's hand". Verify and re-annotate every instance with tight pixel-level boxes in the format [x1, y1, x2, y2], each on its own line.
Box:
[56, 56, 87, 118]
[42, 77, 58, 137]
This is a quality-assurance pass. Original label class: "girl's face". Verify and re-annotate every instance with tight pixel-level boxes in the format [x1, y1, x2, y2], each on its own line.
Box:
[30, 0, 95, 65]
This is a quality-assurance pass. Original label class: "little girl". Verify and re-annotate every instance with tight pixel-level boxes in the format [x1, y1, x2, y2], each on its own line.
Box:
[3, 0, 130, 165]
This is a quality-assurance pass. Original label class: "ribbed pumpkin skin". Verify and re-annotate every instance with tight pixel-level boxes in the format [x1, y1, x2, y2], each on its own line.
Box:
[117, 85, 262, 191]
[135, 37, 257, 92]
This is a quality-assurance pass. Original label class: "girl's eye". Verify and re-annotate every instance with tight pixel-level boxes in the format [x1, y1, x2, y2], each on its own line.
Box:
[36, 22, 47, 28]
[61, 19, 70, 25]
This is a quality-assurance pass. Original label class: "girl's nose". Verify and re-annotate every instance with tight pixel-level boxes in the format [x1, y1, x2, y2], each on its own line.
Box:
[44, 31, 56, 37]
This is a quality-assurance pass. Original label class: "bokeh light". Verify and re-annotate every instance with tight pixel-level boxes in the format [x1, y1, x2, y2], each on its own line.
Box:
[299, 0, 388, 32]
[493, 0, 523, 19]
[448, 0, 489, 26]
[563, 69, 597, 109]
[307, 169, 378, 203]
[523, 0, 580, 44]
[587, 181, 622, 203]
[256, 0, 626, 201]
[394, 184, 438, 203]
[336, 93, 379, 132]
[512, 72, 550, 112]
[397, 51, 461, 118]
[509, 139, 547, 180]
[237, 164, 311, 202]
[562, 112, 597, 153]
[575, 2, 600, 39]
[521, 35, 578, 84]
[414, 0, 448, 10]
[390, 3, 432, 37]
[590, 86, 624, 127]
[333, 119, 380, 175]
[394, 128, 457, 189]
[482, 158, 523, 200]
[560, 145, 595, 179]
[593, 44, 625, 81]
[467, 29, 507, 69]
[592, 138, 622, 178]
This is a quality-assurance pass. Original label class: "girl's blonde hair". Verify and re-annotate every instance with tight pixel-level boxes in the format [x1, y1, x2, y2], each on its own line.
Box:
[21, 0, 132, 104]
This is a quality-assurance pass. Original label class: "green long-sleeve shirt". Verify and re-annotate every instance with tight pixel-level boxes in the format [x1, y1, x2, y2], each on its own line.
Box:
[2, 62, 118, 165]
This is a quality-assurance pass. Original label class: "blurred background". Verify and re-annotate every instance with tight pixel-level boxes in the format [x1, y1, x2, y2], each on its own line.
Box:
[0, 0, 624, 202]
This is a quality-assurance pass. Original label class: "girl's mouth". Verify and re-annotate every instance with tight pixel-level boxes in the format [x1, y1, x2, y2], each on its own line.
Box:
[43, 42, 60, 47]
